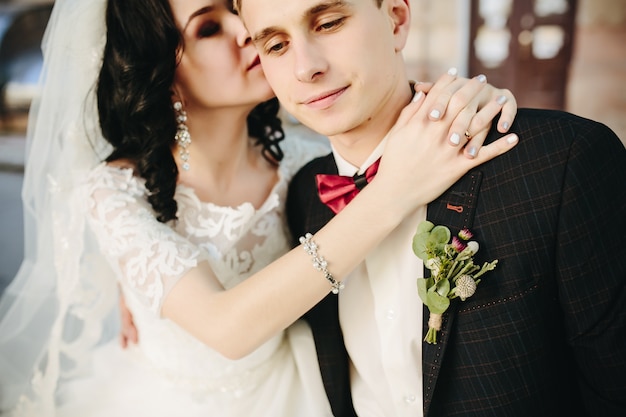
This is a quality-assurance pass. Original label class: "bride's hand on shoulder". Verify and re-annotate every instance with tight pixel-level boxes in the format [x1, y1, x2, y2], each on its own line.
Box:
[373, 70, 519, 213]
[413, 68, 518, 158]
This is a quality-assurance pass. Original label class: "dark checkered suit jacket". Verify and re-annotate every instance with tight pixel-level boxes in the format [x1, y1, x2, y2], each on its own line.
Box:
[286, 109, 626, 417]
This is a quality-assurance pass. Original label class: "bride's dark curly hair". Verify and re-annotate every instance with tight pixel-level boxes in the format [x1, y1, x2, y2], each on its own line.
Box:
[96, 0, 284, 223]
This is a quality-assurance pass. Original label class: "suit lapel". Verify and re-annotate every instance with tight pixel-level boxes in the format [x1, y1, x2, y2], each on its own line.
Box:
[422, 170, 482, 417]
[301, 155, 360, 416]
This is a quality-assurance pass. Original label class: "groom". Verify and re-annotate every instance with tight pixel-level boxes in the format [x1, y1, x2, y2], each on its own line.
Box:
[237, 0, 626, 416]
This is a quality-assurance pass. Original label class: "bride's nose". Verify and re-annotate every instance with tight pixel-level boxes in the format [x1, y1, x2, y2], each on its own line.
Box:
[234, 19, 252, 48]
[238, 33, 252, 48]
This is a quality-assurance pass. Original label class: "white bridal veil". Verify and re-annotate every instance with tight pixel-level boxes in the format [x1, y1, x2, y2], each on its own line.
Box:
[0, 0, 118, 414]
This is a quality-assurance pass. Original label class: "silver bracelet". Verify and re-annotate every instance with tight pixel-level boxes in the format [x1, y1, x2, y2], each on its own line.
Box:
[299, 233, 344, 294]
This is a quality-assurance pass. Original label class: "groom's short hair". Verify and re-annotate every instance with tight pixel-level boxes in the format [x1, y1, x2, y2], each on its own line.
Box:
[234, 0, 385, 14]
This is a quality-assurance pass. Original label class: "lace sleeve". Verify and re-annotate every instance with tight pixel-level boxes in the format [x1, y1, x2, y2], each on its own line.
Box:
[85, 164, 201, 315]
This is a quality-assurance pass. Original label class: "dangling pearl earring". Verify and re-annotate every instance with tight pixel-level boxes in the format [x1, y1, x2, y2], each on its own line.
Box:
[173, 101, 191, 171]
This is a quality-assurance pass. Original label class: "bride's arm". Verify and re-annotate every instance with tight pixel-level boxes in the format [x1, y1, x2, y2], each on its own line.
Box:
[161, 75, 519, 359]
[118, 74, 520, 351]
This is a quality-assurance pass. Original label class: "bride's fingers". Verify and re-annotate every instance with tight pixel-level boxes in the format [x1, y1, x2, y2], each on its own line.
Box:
[446, 98, 481, 148]
[427, 72, 489, 122]
[448, 93, 496, 157]
[422, 68, 461, 120]
[412, 81, 434, 95]
[390, 90, 427, 132]
[119, 295, 138, 347]
[496, 88, 517, 132]
[465, 91, 513, 137]
[447, 81, 515, 157]
[469, 133, 519, 165]
[463, 127, 489, 158]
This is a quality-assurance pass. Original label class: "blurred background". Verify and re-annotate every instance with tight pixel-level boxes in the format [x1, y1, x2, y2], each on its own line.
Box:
[403, 0, 625, 141]
[0, 0, 625, 292]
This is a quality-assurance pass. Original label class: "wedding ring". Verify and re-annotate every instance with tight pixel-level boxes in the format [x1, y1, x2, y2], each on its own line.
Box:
[464, 130, 472, 140]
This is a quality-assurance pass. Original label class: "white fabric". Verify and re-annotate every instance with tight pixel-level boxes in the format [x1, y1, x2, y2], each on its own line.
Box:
[0, 0, 114, 414]
[0, 0, 334, 414]
[2, 131, 332, 417]
[332, 143, 426, 417]
[58, 135, 330, 417]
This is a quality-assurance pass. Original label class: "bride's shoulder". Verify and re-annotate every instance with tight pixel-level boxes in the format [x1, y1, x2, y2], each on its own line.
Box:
[86, 160, 145, 197]
[107, 158, 136, 171]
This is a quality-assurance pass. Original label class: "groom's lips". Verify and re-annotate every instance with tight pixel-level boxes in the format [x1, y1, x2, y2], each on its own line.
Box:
[301, 87, 347, 110]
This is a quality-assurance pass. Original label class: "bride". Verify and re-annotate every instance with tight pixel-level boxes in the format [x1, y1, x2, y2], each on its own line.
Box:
[0, 0, 519, 415]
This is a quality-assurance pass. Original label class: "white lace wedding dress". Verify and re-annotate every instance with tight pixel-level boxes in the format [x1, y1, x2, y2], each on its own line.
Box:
[52, 136, 332, 417]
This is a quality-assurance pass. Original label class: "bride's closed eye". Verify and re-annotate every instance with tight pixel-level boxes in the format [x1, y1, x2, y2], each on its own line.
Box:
[197, 21, 221, 38]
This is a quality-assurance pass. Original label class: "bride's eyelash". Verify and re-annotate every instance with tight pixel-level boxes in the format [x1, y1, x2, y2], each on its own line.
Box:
[197, 21, 221, 38]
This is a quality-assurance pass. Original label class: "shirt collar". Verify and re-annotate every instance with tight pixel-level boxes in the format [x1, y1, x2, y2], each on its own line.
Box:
[331, 134, 388, 176]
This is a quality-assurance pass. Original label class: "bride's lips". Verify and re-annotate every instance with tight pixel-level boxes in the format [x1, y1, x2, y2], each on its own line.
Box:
[301, 87, 347, 109]
[247, 55, 261, 71]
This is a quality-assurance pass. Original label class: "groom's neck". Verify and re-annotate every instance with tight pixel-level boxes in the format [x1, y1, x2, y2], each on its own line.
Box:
[327, 84, 414, 167]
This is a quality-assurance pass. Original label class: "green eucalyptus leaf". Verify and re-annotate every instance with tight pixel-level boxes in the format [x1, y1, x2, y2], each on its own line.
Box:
[417, 220, 435, 234]
[416, 278, 429, 303]
[430, 225, 451, 244]
[412, 233, 430, 260]
[426, 291, 450, 314]
[435, 278, 450, 297]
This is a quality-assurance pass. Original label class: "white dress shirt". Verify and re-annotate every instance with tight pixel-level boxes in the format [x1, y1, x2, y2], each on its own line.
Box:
[331, 138, 426, 417]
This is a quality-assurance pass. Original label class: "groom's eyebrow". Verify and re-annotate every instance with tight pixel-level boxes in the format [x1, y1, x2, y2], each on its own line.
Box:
[307, 0, 348, 16]
[251, 0, 347, 45]
[251, 26, 279, 46]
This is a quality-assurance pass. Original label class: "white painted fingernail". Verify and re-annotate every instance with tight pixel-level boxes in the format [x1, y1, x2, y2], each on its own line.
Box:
[507, 134, 518, 144]
[450, 133, 461, 145]
[467, 146, 477, 157]
[447, 67, 458, 76]
[501, 121, 510, 130]
[412, 90, 424, 103]
[496, 95, 508, 105]
[430, 109, 441, 119]
[476, 74, 487, 83]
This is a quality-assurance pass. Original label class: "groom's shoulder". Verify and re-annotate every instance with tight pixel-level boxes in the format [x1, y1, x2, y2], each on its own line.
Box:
[504, 108, 618, 143]
[476, 108, 625, 192]
[486, 108, 623, 163]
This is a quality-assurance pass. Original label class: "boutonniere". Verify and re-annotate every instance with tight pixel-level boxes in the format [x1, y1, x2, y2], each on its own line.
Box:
[412, 220, 498, 344]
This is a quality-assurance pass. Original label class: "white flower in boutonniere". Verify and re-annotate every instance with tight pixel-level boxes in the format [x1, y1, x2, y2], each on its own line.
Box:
[412, 220, 498, 344]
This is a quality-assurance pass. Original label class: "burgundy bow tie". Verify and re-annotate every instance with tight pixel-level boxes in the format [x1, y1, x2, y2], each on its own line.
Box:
[316, 158, 381, 214]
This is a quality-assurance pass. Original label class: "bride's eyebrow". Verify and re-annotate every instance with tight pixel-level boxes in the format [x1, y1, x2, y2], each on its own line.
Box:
[183, 5, 216, 32]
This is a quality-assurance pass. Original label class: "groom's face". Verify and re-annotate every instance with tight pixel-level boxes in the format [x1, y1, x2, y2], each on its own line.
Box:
[239, 0, 411, 137]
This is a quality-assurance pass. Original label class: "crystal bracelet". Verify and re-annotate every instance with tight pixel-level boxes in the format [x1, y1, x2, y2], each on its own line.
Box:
[299, 233, 344, 294]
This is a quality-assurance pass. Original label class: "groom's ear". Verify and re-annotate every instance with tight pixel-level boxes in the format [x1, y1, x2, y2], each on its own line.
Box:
[386, 0, 411, 52]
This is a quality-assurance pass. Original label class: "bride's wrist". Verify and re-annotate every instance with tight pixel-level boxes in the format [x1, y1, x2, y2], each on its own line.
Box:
[361, 179, 420, 224]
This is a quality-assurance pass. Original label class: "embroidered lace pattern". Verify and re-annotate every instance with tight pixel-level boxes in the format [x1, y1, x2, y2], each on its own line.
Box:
[81, 137, 329, 396]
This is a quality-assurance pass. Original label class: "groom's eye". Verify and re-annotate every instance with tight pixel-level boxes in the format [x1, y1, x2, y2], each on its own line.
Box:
[268, 41, 286, 54]
[264, 37, 289, 56]
[315, 16, 346, 33]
